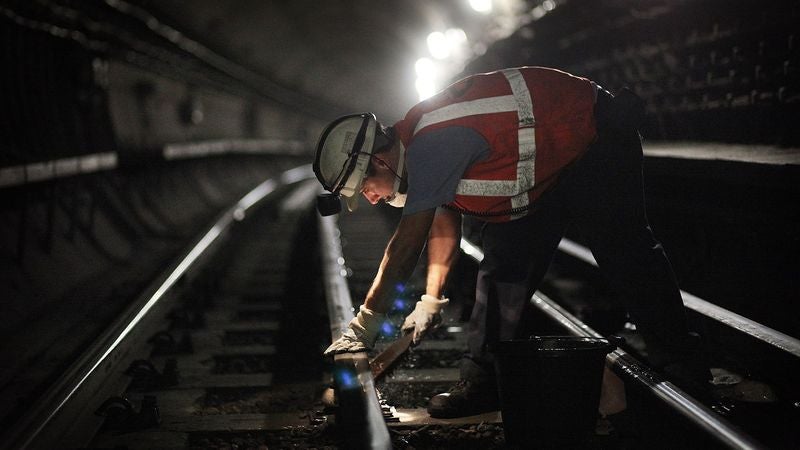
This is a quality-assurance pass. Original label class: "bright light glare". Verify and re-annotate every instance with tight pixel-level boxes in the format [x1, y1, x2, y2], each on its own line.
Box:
[415, 57, 435, 77]
[446, 28, 467, 46]
[532, 0, 558, 20]
[416, 77, 437, 101]
[426, 31, 450, 59]
[415, 58, 439, 101]
[469, 0, 492, 13]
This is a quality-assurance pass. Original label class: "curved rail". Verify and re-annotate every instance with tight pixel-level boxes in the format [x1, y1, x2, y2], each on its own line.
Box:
[1, 165, 315, 450]
[557, 238, 800, 358]
[317, 214, 392, 450]
[460, 237, 767, 450]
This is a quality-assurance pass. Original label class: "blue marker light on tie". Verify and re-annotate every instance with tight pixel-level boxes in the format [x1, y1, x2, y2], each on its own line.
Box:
[381, 321, 395, 336]
[393, 299, 405, 310]
[335, 367, 358, 390]
[395, 283, 406, 293]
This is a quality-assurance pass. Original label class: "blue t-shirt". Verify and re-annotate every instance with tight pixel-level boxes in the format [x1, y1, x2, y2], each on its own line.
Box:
[402, 126, 490, 216]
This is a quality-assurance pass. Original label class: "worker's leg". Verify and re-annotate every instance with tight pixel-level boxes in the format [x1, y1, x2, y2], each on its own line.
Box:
[566, 125, 705, 374]
[428, 195, 568, 418]
[463, 206, 567, 380]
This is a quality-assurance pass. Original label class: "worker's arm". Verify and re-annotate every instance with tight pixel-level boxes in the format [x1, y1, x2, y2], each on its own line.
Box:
[402, 207, 461, 345]
[364, 208, 437, 312]
[324, 208, 435, 355]
[425, 207, 462, 298]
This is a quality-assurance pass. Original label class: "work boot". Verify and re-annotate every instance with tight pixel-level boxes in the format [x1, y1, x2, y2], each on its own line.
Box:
[656, 333, 713, 401]
[661, 360, 713, 402]
[427, 379, 499, 418]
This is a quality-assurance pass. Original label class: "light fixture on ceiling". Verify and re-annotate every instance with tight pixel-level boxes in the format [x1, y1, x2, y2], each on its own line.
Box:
[469, 0, 493, 14]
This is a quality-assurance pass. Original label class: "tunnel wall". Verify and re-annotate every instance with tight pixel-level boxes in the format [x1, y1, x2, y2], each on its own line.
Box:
[105, 60, 315, 156]
[0, 0, 323, 289]
[2, 0, 333, 165]
[0, 21, 115, 167]
[0, 2, 320, 418]
[0, 3, 320, 308]
[464, 0, 800, 147]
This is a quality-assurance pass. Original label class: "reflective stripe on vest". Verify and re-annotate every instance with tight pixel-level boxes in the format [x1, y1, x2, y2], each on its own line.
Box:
[412, 68, 537, 220]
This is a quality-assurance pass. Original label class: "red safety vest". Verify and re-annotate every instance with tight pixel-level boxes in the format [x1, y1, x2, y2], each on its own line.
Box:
[394, 66, 598, 222]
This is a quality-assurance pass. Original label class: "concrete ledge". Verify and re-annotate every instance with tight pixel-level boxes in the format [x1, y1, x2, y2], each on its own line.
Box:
[644, 141, 800, 166]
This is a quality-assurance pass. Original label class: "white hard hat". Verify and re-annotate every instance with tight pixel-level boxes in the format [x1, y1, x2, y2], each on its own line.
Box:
[313, 113, 378, 212]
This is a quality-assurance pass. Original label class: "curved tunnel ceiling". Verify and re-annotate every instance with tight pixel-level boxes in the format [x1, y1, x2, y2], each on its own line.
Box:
[140, 0, 534, 124]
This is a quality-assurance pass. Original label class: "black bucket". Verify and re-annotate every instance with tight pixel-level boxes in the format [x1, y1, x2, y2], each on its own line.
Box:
[495, 336, 616, 448]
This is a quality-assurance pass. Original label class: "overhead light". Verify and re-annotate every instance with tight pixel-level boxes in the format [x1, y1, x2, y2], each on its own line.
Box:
[446, 28, 467, 45]
[415, 57, 438, 100]
[532, 0, 558, 20]
[415, 57, 436, 77]
[469, 0, 492, 14]
[415, 77, 437, 101]
[426, 31, 450, 59]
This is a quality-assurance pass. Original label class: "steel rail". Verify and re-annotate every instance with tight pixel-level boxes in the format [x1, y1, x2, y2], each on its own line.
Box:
[317, 214, 392, 450]
[1, 165, 315, 450]
[460, 237, 767, 450]
[557, 238, 800, 358]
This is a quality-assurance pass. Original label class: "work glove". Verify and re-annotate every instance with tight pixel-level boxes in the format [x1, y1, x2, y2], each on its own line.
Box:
[324, 305, 386, 356]
[402, 294, 449, 345]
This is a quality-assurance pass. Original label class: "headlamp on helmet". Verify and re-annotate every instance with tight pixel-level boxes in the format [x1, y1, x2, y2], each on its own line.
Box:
[313, 113, 380, 215]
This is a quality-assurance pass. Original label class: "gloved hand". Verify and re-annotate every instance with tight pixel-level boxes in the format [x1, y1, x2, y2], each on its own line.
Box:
[323, 305, 386, 356]
[402, 295, 449, 345]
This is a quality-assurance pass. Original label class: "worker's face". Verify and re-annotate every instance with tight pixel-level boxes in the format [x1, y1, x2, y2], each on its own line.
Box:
[360, 156, 396, 205]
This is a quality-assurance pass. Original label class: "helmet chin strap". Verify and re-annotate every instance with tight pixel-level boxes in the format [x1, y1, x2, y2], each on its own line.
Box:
[386, 141, 407, 208]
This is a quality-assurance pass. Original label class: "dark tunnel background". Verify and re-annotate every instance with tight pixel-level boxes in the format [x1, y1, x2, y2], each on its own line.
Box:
[0, 0, 798, 433]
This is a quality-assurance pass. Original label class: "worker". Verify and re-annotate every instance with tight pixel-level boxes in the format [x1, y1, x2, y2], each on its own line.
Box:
[313, 66, 709, 418]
